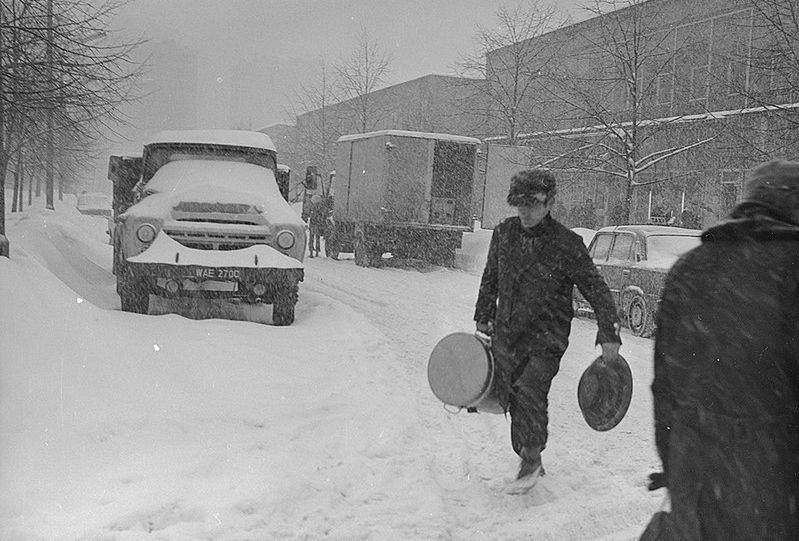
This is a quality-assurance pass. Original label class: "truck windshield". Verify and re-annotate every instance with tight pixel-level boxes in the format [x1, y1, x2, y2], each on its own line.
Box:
[141, 144, 277, 182]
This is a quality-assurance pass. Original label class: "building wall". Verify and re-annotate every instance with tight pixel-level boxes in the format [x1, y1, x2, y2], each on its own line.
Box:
[484, 0, 798, 229]
[293, 74, 488, 176]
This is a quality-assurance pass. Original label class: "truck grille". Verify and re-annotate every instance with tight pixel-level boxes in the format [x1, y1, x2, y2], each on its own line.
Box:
[163, 228, 270, 251]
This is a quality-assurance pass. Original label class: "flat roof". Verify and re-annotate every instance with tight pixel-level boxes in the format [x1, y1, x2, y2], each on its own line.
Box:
[337, 129, 481, 145]
[597, 225, 702, 236]
[146, 130, 276, 152]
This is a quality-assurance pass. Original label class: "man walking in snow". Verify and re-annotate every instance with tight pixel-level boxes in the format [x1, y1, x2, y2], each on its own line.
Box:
[648, 160, 799, 540]
[474, 169, 621, 494]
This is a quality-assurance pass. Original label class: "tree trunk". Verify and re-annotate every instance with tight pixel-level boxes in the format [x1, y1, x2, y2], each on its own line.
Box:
[623, 175, 635, 225]
[17, 154, 25, 212]
[12, 170, 20, 212]
[45, 0, 55, 210]
[0, 155, 6, 236]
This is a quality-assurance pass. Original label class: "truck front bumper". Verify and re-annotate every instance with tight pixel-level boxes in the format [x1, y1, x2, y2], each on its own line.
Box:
[125, 231, 303, 302]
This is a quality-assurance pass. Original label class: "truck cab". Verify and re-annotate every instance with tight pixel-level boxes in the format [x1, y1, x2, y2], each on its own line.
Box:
[108, 130, 305, 325]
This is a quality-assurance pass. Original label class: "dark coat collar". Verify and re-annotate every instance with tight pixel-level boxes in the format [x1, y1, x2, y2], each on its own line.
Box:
[703, 212, 799, 243]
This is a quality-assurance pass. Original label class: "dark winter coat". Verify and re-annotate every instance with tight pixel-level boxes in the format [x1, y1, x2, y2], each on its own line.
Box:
[474, 214, 620, 383]
[652, 209, 799, 540]
[309, 199, 329, 232]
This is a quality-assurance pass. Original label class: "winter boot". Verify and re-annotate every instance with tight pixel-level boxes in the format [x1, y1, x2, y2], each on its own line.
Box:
[505, 448, 544, 495]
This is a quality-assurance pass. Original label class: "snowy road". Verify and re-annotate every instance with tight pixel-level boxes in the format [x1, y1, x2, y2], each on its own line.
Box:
[1, 197, 664, 540]
[302, 255, 664, 540]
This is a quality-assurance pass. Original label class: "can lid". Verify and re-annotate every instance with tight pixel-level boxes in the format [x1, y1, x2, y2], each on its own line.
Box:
[577, 354, 633, 431]
[427, 332, 491, 408]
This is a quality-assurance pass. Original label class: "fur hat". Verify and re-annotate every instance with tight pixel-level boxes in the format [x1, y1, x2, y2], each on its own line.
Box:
[507, 169, 557, 207]
[737, 160, 799, 224]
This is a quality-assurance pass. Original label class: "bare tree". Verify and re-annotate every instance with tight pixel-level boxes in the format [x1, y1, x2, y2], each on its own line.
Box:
[334, 28, 392, 133]
[456, 0, 567, 144]
[746, 0, 799, 109]
[718, 0, 799, 157]
[287, 60, 343, 185]
[539, 0, 715, 224]
[1, 0, 143, 240]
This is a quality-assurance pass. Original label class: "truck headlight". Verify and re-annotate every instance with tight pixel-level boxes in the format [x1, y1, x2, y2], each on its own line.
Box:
[276, 230, 295, 250]
[136, 223, 157, 243]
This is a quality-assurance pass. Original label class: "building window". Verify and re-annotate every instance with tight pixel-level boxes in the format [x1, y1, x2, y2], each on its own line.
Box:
[689, 65, 709, 102]
[726, 41, 748, 96]
[685, 36, 710, 103]
[769, 53, 794, 101]
[720, 170, 740, 216]
[657, 73, 674, 104]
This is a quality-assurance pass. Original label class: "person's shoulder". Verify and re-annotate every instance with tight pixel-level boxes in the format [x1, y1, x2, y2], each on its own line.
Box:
[663, 244, 707, 286]
[495, 216, 520, 233]
[547, 217, 584, 245]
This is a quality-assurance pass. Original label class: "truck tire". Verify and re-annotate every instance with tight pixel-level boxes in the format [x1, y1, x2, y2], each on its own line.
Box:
[119, 278, 149, 314]
[325, 237, 340, 260]
[354, 226, 380, 267]
[430, 245, 456, 267]
[272, 282, 299, 326]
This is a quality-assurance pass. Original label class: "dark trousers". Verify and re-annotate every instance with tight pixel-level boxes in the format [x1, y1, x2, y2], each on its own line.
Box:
[494, 337, 560, 457]
[310, 227, 323, 255]
[509, 359, 555, 456]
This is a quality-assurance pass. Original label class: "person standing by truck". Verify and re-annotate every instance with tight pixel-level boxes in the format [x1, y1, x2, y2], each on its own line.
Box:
[308, 194, 327, 258]
[474, 169, 622, 494]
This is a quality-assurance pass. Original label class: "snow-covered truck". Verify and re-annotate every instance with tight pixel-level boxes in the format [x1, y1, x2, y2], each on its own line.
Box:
[107, 130, 305, 325]
[326, 130, 481, 267]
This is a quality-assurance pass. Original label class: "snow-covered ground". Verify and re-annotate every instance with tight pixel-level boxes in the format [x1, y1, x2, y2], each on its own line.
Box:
[1, 193, 665, 540]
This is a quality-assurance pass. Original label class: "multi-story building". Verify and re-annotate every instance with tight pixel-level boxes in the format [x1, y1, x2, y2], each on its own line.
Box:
[293, 74, 488, 175]
[484, 0, 798, 228]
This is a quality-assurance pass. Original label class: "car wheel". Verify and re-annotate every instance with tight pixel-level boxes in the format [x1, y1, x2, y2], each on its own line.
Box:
[627, 294, 653, 337]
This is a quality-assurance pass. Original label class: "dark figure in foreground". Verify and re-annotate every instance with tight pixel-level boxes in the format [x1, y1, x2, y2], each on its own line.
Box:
[308, 194, 327, 258]
[649, 160, 799, 540]
[474, 169, 621, 494]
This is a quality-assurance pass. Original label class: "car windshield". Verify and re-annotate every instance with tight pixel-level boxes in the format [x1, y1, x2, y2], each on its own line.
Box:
[646, 234, 701, 265]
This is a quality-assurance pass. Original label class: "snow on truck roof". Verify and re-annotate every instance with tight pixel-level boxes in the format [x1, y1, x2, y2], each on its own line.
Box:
[146, 130, 276, 152]
[337, 130, 481, 145]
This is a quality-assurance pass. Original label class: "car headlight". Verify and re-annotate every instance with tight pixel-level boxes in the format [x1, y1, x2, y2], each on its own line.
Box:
[276, 230, 295, 250]
[136, 223, 157, 243]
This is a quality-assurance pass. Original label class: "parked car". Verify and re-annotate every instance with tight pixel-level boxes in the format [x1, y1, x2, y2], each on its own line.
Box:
[574, 224, 702, 337]
[76, 192, 112, 217]
[571, 227, 596, 247]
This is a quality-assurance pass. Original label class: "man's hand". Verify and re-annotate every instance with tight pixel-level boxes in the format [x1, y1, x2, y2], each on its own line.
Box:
[476, 320, 493, 336]
[600, 342, 620, 364]
[647, 471, 667, 491]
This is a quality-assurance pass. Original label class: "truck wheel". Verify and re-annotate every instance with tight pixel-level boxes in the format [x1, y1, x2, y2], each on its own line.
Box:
[325, 238, 340, 260]
[627, 294, 653, 337]
[119, 279, 149, 314]
[354, 229, 372, 267]
[272, 282, 298, 326]
[431, 246, 456, 267]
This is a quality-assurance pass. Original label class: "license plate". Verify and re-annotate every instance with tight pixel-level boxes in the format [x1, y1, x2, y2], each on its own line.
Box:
[192, 268, 242, 280]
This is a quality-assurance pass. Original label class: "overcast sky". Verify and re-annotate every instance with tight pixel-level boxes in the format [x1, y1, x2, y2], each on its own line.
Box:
[108, 0, 588, 128]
